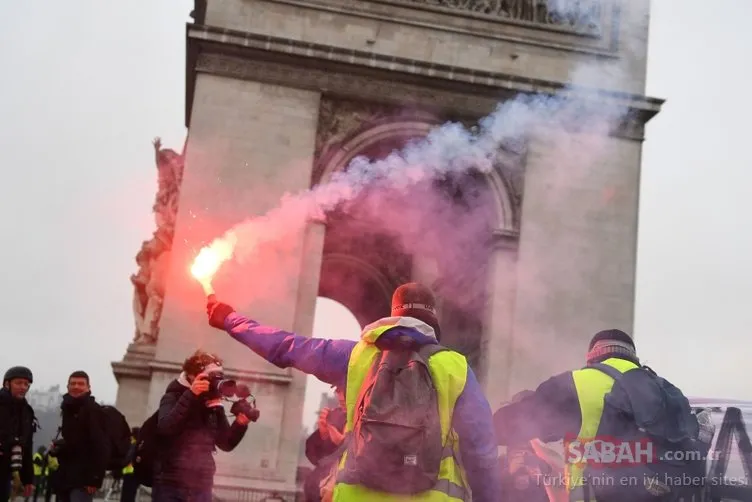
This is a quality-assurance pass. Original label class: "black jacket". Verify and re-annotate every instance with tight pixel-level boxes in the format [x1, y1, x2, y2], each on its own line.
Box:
[493, 355, 640, 446]
[493, 369, 580, 447]
[57, 393, 108, 490]
[0, 388, 36, 485]
[155, 379, 247, 490]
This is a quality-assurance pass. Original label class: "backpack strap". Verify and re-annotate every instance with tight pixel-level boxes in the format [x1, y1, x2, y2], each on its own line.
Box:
[417, 343, 448, 361]
[586, 362, 628, 382]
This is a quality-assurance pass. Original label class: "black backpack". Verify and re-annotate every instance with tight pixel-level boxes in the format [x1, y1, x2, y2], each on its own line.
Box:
[132, 410, 160, 488]
[338, 344, 447, 495]
[583, 363, 710, 502]
[100, 405, 132, 473]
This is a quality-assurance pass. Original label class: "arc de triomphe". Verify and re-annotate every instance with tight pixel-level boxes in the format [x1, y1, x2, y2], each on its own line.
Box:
[113, 0, 662, 493]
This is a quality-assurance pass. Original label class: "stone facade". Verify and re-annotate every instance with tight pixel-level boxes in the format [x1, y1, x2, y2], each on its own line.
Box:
[113, 0, 662, 493]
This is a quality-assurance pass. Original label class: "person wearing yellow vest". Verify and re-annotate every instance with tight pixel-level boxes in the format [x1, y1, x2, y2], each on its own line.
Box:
[493, 329, 673, 502]
[207, 282, 501, 502]
[44, 454, 59, 502]
[31, 446, 47, 502]
[119, 428, 140, 502]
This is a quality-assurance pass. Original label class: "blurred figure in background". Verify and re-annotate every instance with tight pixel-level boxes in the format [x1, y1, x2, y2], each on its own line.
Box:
[496, 390, 550, 502]
[499, 442, 551, 502]
[31, 446, 47, 502]
[303, 386, 346, 502]
[119, 426, 140, 502]
[44, 450, 59, 502]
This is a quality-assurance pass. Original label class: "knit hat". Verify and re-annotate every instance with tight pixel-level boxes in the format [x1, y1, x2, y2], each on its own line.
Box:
[391, 282, 441, 340]
[586, 329, 638, 364]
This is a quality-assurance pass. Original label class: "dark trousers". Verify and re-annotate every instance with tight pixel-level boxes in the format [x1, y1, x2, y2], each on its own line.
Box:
[1, 474, 11, 502]
[152, 482, 212, 502]
[44, 472, 58, 502]
[32, 474, 46, 502]
[58, 488, 93, 502]
[119, 475, 139, 502]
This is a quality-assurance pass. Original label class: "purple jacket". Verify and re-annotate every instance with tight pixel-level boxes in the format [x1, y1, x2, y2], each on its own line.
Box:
[224, 313, 501, 502]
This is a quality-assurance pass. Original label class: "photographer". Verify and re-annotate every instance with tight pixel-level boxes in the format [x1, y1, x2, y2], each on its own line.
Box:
[499, 444, 551, 502]
[0, 366, 36, 502]
[154, 350, 251, 502]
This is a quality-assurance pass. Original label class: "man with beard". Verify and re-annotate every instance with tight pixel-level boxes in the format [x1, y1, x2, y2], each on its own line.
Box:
[0, 366, 36, 502]
[55, 371, 108, 502]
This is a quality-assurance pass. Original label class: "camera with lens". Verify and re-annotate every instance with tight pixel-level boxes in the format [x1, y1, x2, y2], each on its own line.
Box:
[204, 371, 237, 400]
[203, 371, 260, 422]
[9, 440, 23, 472]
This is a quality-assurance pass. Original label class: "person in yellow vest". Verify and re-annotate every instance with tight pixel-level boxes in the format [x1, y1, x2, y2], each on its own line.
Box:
[118, 428, 139, 502]
[30, 447, 47, 502]
[43, 453, 59, 502]
[493, 330, 642, 500]
[207, 282, 501, 502]
[493, 329, 712, 502]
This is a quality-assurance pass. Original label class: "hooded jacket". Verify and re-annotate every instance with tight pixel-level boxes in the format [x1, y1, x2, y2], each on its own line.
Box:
[0, 388, 36, 485]
[224, 313, 502, 502]
[155, 377, 248, 490]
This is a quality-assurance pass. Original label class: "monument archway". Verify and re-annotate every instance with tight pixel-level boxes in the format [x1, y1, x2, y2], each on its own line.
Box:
[113, 0, 661, 495]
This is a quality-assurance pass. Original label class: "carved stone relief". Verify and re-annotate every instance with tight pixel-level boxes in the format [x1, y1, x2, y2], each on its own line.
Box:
[404, 0, 602, 33]
[313, 98, 400, 184]
[497, 136, 528, 228]
[131, 138, 185, 344]
[442, 114, 527, 228]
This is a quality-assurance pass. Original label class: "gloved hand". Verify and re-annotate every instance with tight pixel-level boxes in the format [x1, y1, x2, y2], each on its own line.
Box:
[231, 399, 260, 422]
[207, 297, 235, 329]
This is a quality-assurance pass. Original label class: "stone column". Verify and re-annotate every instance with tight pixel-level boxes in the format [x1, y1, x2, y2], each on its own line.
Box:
[274, 220, 326, 485]
[154, 73, 323, 491]
[508, 126, 643, 395]
[481, 232, 519, 409]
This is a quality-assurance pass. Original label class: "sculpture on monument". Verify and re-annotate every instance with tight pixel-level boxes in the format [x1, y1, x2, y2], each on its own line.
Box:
[131, 138, 185, 344]
[405, 0, 601, 32]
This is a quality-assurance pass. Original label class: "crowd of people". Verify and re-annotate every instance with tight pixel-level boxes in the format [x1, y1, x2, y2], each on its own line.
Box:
[2, 282, 716, 502]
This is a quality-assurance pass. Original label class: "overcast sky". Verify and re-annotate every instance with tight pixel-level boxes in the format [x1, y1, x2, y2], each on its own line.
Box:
[1, 1, 750, 432]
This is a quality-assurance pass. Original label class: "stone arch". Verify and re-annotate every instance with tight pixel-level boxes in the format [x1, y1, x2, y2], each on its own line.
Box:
[313, 115, 519, 357]
[316, 117, 517, 233]
[317, 253, 394, 328]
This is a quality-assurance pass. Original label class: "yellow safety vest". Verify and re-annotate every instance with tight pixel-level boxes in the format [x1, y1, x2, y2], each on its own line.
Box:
[567, 357, 638, 502]
[33, 453, 43, 476]
[123, 436, 137, 475]
[332, 318, 470, 502]
[47, 455, 59, 474]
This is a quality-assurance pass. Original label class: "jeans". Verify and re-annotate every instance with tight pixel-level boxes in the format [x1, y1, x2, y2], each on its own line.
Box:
[152, 483, 212, 502]
[58, 488, 93, 502]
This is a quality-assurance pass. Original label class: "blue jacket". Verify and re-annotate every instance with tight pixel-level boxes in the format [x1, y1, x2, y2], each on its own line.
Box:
[224, 312, 501, 502]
